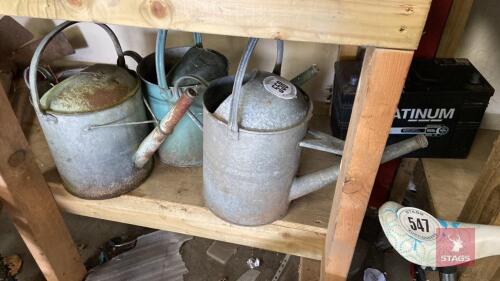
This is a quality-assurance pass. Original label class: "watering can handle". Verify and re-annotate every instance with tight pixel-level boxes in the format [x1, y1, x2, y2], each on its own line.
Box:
[273, 40, 284, 76]
[228, 38, 284, 134]
[29, 21, 125, 116]
[155, 30, 204, 90]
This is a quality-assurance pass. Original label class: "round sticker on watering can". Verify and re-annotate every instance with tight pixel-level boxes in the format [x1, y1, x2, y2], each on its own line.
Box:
[263, 76, 297, 99]
[397, 207, 441, 241]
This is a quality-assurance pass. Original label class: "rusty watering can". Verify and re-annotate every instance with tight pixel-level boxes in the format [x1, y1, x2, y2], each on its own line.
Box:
[29, 21, 197, 199]
[136, 30, 228, 167]
[202, 38, 429, 226]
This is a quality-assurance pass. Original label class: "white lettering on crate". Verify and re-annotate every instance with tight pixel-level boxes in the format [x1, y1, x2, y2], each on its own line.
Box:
[395, 108, 455, 122]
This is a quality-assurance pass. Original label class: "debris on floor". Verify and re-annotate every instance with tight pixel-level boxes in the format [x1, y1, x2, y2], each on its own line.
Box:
[271, 254, 290, 281]
[182, 237, 299, 281]
[236, 269, 261, 281]
[207, 241, 238, 265]
[2, 255, 22, 277]
[0, 254, 17, 281]
[363, 268, 386, 281]
[86, 231, 191, 281]
[246, 257, 261, 269]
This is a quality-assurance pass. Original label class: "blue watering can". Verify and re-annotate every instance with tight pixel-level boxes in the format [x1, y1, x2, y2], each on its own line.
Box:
[137, 31, 228, 166]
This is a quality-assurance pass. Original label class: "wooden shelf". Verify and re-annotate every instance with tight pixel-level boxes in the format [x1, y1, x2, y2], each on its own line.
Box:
[28, 104, 337, 260]
[418, 129, 500, 220]
[1, 0, 430, 49]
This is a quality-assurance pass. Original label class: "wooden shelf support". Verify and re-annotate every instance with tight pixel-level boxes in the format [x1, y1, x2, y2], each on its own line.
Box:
[458, 136, 500, 281]
[0, 0, 430, 49]
[322, 47, 414, 281]
[0, 87, 86, 281]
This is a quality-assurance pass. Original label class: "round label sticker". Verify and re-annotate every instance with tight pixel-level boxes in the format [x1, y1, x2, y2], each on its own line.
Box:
[263, 76, 297, 99]
[397, 207, 440, 241]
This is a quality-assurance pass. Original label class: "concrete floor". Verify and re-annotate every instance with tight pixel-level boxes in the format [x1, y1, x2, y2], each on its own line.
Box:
[0, 210, 298, 281]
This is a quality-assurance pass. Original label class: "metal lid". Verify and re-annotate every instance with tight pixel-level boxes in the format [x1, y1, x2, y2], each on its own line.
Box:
[40, 64, 138, 113]
[214, 71, 309, 131]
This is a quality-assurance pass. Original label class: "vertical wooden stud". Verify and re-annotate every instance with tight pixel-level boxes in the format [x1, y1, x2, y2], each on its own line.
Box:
[337, 45, 359, 61]
[436, 0, 475, 57]
[458, 136, 500, 281]
[322, 47, 413, 281]
[0, 86, 86, 280]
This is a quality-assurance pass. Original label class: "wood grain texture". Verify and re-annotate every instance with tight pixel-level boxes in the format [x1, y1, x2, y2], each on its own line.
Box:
[337, 46, 359, 61]
[0, 0, 430, 49]
[458, 136, 500, 281]
[436, 0, 475, 57]
[0, 87, 86, 281]
[421, 130, 499, 220]
[299, 257, 321, 281]
[322, 47, 414, 281]
[418, 131, 500, 281]
[389, 158, 418, 203]
[27, 104, 337, 260]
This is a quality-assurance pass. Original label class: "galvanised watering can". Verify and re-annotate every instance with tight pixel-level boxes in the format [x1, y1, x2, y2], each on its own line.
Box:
[29, 21, 158, 199]
[203, 38, 429, 226]
[137, 31, 228, 166]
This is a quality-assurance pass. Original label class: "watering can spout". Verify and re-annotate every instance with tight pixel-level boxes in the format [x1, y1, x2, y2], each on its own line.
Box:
[134, 88, 197, 169]
[288, 135, 428, 201]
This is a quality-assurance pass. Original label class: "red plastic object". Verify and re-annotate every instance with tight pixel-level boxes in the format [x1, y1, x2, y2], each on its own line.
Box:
[414, 0, 454, 59]
[368, 159, 401, 208]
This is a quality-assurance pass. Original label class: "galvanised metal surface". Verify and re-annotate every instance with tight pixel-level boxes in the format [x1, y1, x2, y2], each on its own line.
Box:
[203, 97, 312, 225]
[134, 91, 196, 169]
[29, 21, 152, 199]
[136, 30, 228, 167]
[213, 71, 309, 131]
[40, 64, 137, 113]
[38, 92, 153, 199]
[203, 38, 429, 225]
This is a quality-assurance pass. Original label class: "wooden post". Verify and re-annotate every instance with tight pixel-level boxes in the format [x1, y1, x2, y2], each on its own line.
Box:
[337, 45, 359, 61]
[321, 47, 413, 281]
[389, 158, 418, 204]
[0, 87, 86, 280]
[436, 0, 475, 57]
[458, 136, 500, 281]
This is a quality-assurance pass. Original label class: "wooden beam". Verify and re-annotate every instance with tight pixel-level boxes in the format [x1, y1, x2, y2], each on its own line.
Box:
[0, 87, 86, 281]
[436, 0, 475, 57]
[0, 0, 430, 49]
[322, 47, 413, 281]
[337, 46, 359, 61]
[458, 136, 500, 281]
[389, 158, 418, 203]
[299, 257, 321, 281]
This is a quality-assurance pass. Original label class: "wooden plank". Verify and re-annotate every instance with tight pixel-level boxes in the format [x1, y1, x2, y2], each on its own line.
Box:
[389, 158, 418, 203]
[337, 46, 359, 61]
[458, 136, 500, 281]
[27, 104, 337, 261]
[0, 87, 86, 281]
[0, 0, 430, 49]
[420, 130, 499, 220]
[299, 257, 321, 281]
[458, 135, 500, 223]
[436, 0, 475, 57]
[322, 47, 414, 281]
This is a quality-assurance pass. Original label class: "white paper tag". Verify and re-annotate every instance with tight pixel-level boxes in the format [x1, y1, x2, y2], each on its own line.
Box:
[262, 76, 297, 99]
[397, 207, 440, 241]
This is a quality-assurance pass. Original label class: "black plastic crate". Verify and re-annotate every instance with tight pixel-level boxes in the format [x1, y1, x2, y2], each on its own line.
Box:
[331, 58, 494, 158]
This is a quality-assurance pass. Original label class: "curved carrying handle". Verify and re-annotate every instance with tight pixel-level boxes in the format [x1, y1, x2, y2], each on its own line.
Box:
[155, 30, 204, 90]
[29, 21, 125, 116]
[228, 38, 284, 134]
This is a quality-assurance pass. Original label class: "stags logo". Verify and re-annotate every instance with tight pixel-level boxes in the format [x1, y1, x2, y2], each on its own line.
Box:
[436, 227, 475, 267]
